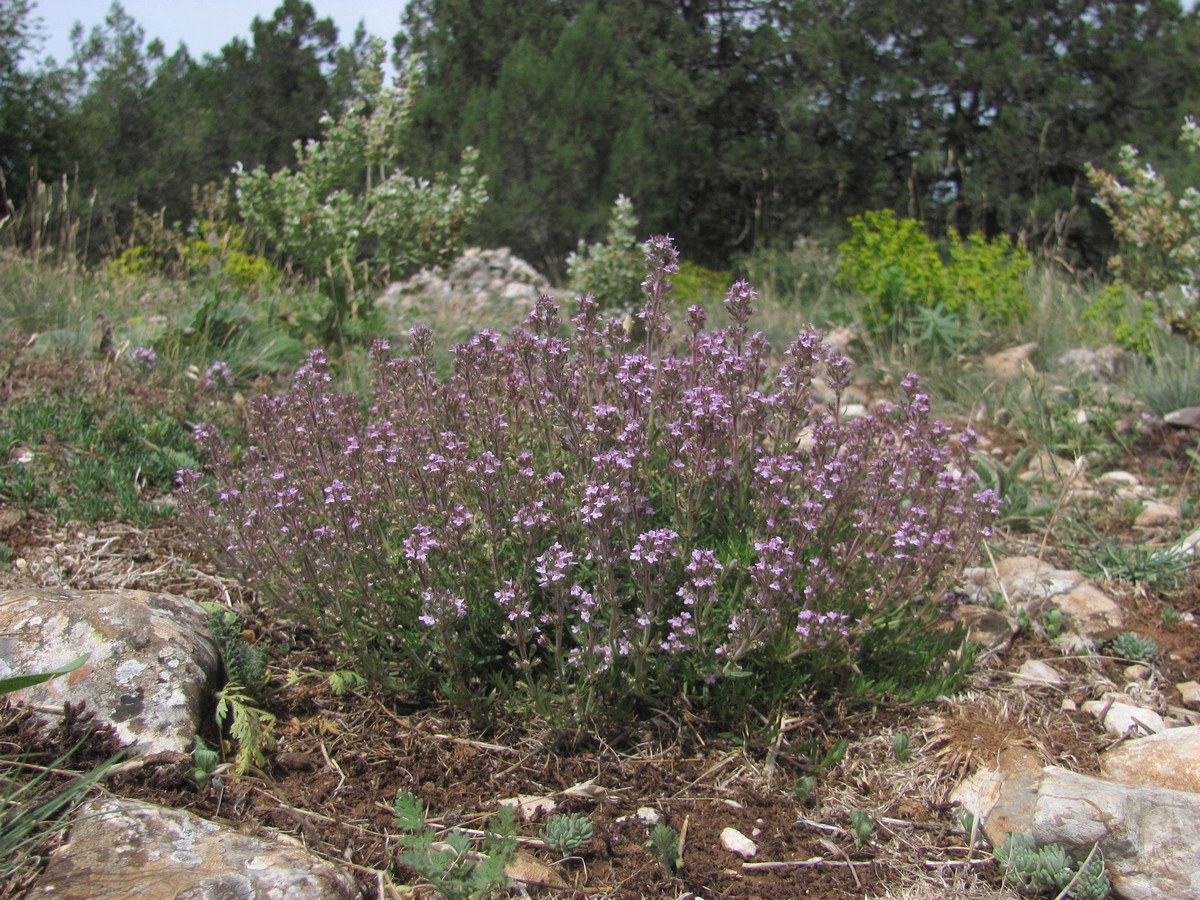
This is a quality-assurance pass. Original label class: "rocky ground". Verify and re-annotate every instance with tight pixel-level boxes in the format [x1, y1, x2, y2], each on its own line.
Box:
[2, 336, 1200, 899]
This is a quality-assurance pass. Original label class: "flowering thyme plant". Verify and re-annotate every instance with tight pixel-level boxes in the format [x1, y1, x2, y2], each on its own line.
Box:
[178, 237, 997, 727]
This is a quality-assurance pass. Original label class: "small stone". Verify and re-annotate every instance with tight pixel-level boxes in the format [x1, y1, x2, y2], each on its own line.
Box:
[1061, 698, 1077, 711]
[1099, 470, 1141, 486]
[984, 342, 1038, 379]
[27, 798, 360, 899]
[1056, 582, 1125, 642]
[840, 402, 868, 419]
[1013, 660, 1066, 686]
[1135, 500, 1180, 528]
[498, 795, 556, 821]
[1164, 406, 1200, 429]
[1081, 699, 1166, 736]
[635, 807, 660, 825]
[1177, 681, 1200, 707]
[720, 827, 757, 859]
[1124, 664, 1153, 682]
[1167, 526, 1200, 558]
[957, 604, 1019, 651]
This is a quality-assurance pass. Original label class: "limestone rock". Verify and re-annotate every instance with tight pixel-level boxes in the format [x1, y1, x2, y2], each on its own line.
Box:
[1124, 664, 1153, 682]
[1054, 346, 1126, 382]
[1054, 582, 1125, 642]
[1012, 659, 1066, 686]
[1018, 450, 1082, 485]
[956, 604, 1018, 650]
[950, 746, 1044, 848]
[1166, 525, 1200, 558]
[0, 588, 220, 754]
[1178, 681, 1200, 707]
[1099, 470, 1141, 487]
[720, 826, 757, 859]
[376, 247, 554, 328]
[1135, 499, 1180, 528]
[1164, 406, 1200, 430]
[1081, 698, 1166, 736]
[1101, 726, 1200, 793]
[984, 342, 1038, 379]
[1032, 767, 1200, 900]
[27, 797, 361, 899]
[993, 556, 1084, 604]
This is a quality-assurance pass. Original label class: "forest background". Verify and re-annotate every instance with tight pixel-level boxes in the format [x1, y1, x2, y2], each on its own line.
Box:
[3, 0, 1200, 281]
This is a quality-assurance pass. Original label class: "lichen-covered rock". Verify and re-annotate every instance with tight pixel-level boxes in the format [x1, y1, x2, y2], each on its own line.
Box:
[26, 798, 361, 899]
[0, 588, 220, 754]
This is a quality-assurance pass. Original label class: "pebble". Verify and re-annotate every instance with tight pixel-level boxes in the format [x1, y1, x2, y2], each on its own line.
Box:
[720, 827, 757, 859]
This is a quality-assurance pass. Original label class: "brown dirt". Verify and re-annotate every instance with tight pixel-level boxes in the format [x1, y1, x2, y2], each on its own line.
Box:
[3, 349, 1200, 899]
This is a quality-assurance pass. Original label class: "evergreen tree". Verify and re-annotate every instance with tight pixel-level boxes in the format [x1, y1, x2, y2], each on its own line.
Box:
[0, 0, 68, 204]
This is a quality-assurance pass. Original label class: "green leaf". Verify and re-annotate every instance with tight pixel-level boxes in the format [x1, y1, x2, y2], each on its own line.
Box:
[0, 654, 90, 696]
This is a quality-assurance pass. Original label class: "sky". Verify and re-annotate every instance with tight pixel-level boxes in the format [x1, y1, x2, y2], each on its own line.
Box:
[28, 1, 409, 68]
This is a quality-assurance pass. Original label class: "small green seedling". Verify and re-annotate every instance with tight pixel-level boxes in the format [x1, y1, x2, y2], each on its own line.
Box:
[793, 775, 816, 803]
[186, 736, 228, 789]
[392, 789, 515, 899]
[892, 731, 911, 762]
[1161, 604, 1182, 628]
[1043, 607, 1064, 640]
[848, 809, 873, 849]
[646, 823, 680, 877]
[818, 739, 848, 769]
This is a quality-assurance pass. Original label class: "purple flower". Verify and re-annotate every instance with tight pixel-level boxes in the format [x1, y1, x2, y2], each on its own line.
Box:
[535, 542, 574, 587]
[130, 346, 157, 371]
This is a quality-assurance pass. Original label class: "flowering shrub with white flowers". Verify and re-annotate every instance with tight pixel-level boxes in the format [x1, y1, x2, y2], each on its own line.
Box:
[1087, 118, 1200, 342]
[178, 236, 997, 729]
[236, 40, 487, 339]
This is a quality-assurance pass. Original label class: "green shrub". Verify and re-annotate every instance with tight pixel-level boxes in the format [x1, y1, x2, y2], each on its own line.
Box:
[836, 209, 1031, 342]
[672, 260, 732, 307]
[392, 790, 515, 899]
[237, 41, 487, 340]
[837, 210, 947, 335]
[1081, 284, 1158, 356]
[1088, 118, 1200, 341]
[566, 194, 645, 314]
[946, 228, 1031, 323]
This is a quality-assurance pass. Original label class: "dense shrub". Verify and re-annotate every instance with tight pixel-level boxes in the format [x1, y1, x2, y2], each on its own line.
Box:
[236, 42, 487, 338]
[179, 237, 997, 731]
[566, 194, 645, 315]
[837, 210, 1030, 341]
[1088, 118, 1200, 342]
